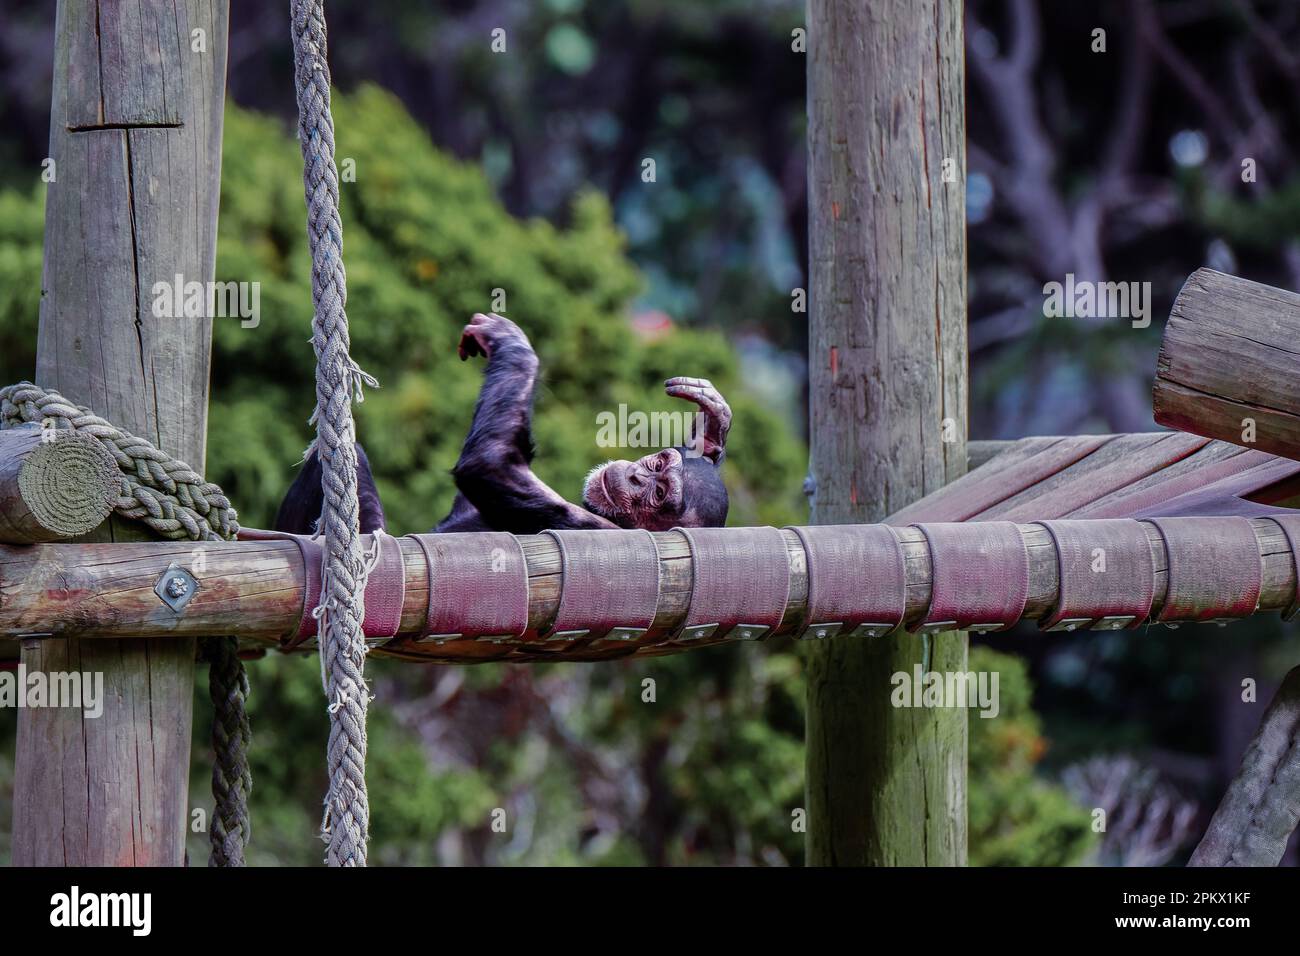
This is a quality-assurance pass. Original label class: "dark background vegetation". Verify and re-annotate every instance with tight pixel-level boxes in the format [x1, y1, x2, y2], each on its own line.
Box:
[1, 0, 1299, 865]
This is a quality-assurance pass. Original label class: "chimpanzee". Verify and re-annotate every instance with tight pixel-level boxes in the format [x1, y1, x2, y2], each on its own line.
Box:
[273, 313, 731, 535]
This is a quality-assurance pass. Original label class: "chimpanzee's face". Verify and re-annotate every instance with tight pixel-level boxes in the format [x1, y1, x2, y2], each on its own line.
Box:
[583, 446, 730, 530]
[583, 447, 695, 530]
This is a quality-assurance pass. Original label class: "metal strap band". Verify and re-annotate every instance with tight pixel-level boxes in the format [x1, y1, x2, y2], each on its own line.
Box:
[543, 529, 660, 641]
[913, 521, 1029, 632]
[360, 531, 406, 640]
[1037, 519, 1154, 630]
[1145, 517, 1261, 622]
[413, 532, 528, 642]
[237, 528, 406, 648]
[788, 524, 906, 637]
[676, 526, 790, 640]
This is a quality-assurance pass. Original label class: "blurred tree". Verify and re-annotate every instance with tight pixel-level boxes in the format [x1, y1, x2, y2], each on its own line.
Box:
[967, 648, 1096, 867]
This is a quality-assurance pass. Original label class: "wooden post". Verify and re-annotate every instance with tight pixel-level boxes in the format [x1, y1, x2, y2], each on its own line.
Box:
[1154, 268, 1300, 461]
[804, 0, 968, 865]
[13, 1, 229, 866]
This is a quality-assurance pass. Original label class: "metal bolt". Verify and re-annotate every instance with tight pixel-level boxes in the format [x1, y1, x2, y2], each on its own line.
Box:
[154, 562, 200, 613]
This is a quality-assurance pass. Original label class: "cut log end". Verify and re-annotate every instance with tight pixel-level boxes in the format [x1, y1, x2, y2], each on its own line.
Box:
[1155, 268, 1300, 462]
[0, 428, 119, 542]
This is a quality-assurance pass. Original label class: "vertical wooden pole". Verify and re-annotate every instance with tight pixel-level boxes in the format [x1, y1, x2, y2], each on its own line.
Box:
[804, 0, 967, 865]
[13, 0, 229, 866]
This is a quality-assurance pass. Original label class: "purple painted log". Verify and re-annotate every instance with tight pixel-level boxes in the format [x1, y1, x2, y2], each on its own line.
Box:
[912, 522, 1028, 632]
[414, 532, 529, 642]
[360, 531, 406, 640]
[676, 526, 790, 641]
[1145, 517, 1262, 622]
[543, 529, 660, 640]
[239, 528, 405, 647]
[1036, 519, 1154, 631]
[788, 524, 906, 638]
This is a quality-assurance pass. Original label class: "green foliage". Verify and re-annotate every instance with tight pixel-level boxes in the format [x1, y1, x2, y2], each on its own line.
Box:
[1194, 172, 1300, 251]
[967, 647, 1097, 867]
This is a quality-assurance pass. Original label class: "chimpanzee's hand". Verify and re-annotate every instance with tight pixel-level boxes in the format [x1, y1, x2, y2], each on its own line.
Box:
[665, 377, 732, 463]
[457, 313, 532, 361]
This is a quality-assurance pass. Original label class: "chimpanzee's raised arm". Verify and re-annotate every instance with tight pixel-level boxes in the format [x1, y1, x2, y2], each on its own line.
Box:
[451, 313, 615, 533]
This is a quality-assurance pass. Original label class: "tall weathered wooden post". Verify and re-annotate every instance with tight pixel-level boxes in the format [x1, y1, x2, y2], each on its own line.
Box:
[804, 0, 968, 865]
[13, 1, 230, 866]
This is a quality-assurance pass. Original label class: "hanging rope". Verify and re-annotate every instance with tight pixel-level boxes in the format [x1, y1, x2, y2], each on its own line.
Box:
[203, 636, 252, 866]
[290, 0, 376, 867]
[0, 381, 251, 867]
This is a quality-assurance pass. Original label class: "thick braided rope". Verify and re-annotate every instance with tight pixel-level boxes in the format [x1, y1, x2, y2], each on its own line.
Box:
[291, 0, 373, 867]
[0, 382, 239, 540]
[0, 381, 251, 867]
[203, 637, 252, 867]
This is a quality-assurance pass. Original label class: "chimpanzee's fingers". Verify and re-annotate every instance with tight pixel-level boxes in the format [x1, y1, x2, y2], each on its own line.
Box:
[458, 327, 488, 361]
[664, 376, 710, 401]
[665, 377, 728, 415]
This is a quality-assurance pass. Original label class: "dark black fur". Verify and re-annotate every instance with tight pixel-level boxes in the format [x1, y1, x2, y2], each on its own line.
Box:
[679, 452, 728, 527]
[273, 443, 387, 535]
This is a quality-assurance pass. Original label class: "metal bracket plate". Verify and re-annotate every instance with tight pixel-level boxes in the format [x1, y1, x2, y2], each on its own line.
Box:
[154, 563, 199, 613]
[798, 622, 843, 641]
[593, 626, 646, 644]
[676, 623, 719, 642]
[1093, 615, 1137, 631]
[416, 632, 462, 645]
[846, 622, 897, 639]
[1044, 617, 1092, 633]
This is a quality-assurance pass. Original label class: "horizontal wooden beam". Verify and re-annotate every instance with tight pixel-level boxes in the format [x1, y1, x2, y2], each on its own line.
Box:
[1154, 268, 1300, 461]
[0, 519, 1294, 665]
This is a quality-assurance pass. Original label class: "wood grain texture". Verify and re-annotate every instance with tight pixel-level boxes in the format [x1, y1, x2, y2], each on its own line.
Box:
[15, 0, 229, 867]
[0, 425, 118, 543]
[966, 440, 1013, 471]
[804, 0, 967, 866]
[1, 520, 1294, 662]
[1154, 268, 1300, 462]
